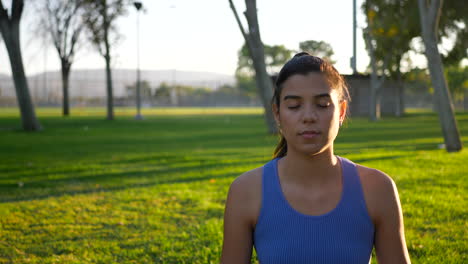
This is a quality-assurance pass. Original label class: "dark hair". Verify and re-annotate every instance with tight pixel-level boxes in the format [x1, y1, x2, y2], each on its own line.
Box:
[272, 52, 351, 158]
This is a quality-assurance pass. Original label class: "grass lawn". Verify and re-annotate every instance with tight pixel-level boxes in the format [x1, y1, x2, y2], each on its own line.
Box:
[0, 107, 467, 263]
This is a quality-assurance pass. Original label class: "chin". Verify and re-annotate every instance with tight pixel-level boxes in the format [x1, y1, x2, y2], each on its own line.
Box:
[294, 144, 329, 157]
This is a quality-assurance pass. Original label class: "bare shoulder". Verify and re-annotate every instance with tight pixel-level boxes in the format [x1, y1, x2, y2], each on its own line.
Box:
[356, 164, 396, 191]
[226, 166, 263, 227]
[230, 166, 263, 192]
[355, 164, 401, 225]
[222, 167, 263, 262]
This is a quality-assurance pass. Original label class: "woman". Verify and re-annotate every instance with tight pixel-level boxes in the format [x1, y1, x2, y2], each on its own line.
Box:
[221, 52, 411, 264]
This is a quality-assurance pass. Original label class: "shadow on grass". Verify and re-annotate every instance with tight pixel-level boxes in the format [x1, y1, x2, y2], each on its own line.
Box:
[1, 112, 467, 203]
[0, 170, 242, 204]
[0, 153, 410, 203]
[0, 155, 267, 203]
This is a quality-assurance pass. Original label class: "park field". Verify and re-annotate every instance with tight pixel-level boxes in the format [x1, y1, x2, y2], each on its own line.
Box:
[0, 107, 467, 263]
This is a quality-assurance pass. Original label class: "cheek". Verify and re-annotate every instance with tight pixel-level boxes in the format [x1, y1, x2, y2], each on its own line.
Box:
[278, 106, 295, 121]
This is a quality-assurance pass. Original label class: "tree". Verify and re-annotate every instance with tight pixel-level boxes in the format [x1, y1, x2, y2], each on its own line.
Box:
[82, 0, 129, 120]
[237, 42, 292, 75]
[418, 0, 462, 152]
[445, 65, 468, 108]
[235, 42, 292, 99]
[299, 40, 335, 64]
[363, 0, 420, 120]
[235, 72, 257, 99]
[363, 27, 389, 121]
[42, 0, 84, 116]
[228, 0, 277, 134]
[438, 0, 468, 67]
[154, 82, 171, 98]
[126, 80, 152, 99]
[0, 0, 42, 131]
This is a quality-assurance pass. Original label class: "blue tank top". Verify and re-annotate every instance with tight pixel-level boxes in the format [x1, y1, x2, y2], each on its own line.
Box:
[253, 156, 374, 264]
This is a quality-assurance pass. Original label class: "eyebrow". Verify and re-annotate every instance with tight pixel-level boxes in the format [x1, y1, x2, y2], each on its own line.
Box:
[283, 93, 331, 101]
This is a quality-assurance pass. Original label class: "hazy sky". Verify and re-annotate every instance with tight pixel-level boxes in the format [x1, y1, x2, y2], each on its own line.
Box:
[0, 0, 410, 77]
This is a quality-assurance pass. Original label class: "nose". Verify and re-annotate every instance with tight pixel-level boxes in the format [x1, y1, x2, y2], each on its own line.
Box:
[302, 104, 318, 123]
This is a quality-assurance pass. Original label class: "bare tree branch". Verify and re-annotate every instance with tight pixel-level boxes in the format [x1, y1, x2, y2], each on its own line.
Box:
[11, 0, 23, 21]
[0, 1, 7, 18]
[228, 0, 249, 42]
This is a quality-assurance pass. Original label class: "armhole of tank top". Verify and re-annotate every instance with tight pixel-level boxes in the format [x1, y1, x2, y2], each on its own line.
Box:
[352, 161, 375, 229]
[253, 161, 269, 231]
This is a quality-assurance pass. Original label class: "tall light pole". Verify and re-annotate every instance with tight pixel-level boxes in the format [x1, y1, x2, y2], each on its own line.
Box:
[134, 1, 143, 120]
[351, 0, 357, 74]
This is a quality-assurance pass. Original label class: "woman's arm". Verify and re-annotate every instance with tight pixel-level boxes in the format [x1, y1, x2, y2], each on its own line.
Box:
[220, 170, 262, 264]
[359, 166, 411, 264]
[373, 174, 411, 264]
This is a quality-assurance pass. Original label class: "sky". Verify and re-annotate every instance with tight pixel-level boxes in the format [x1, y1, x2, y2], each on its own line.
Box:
[0, 0, 428, 77]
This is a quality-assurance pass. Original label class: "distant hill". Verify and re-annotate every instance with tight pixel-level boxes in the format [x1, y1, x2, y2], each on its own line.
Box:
[0, 69, 235, 98]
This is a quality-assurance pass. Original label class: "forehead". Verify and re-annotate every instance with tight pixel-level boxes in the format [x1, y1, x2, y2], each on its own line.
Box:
[280, 72, 338, 99]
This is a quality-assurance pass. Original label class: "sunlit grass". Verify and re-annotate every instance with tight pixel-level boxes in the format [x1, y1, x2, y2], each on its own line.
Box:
[0, 107, 467, 263]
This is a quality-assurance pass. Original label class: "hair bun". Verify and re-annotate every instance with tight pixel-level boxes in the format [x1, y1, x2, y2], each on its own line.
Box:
[293, 51, 311, 58]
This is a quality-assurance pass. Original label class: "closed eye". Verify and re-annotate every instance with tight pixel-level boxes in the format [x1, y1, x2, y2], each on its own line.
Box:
[288, 105, 300, 109]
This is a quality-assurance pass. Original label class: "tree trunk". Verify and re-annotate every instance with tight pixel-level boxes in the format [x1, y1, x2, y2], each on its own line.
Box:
[0, 10, 41, 131]
[395, 65, 405, 117]
[418, 0, 462, 152]
[369, 77, 378, 122]
[424, 38, 461, 151]
[364, 29, 387, 122]
[369, 79, 384, 121]
[464, 90, 468, 111]
[243, 0, 276, 134]
[228, 0, 276, 134]
[104, 53, 114, 120]
[103, 3, 114, 121]
[61, 59, 71, 116]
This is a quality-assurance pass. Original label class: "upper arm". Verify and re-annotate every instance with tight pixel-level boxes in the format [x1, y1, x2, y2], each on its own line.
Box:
[220, 168, 262, 264]
[358, 166, 411, 264]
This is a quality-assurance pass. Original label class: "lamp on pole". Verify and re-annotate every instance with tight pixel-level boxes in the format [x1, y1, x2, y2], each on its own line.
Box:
[134, 1, 143, 120]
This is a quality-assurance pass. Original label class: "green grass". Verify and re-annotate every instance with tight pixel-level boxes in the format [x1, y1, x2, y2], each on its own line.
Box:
[0, 107, 467, 263]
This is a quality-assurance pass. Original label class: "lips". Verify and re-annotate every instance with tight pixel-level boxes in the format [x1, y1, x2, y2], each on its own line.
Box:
[299, 130, 320, 135]
[299, 130, 320, 139]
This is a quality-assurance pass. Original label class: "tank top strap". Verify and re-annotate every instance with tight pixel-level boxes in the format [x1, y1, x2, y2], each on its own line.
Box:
[261, 158, 284, 207]
[337, 156, 373, 223]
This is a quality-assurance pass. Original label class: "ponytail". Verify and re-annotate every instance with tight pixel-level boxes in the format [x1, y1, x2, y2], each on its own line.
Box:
[273, 135, 287, 159]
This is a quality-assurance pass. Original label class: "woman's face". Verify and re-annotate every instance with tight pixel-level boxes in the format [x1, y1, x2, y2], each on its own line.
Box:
[273, 72, 347, 156]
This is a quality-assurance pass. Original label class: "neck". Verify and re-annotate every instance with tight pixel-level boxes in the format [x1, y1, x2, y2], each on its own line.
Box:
[279, 147, 340, 186]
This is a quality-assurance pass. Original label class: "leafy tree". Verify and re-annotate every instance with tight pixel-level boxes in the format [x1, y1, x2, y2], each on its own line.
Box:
[445, 66, 468, 102]
[154, 82, 171, 98]
[438, 0, 468, 67]
[235, 43, 292, 99]
[82, 0, 129, 120]
[364, 0, 464, 150]
[363, 0, 420, 120]
[418, 0, 462, 152]
[0, 0, 41, 131]
[126, 80, 152, 99]
[299, 40, 335, 64]
[362, 25, 390, 121]
[216, 84, 239, 96]
[237, 42, 292, 75]
[264, 44, 293, 74]
[234, 72, 257, 99]
[41, 0, 84, 116]
[228, 0, 277, 134]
